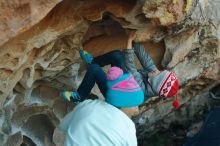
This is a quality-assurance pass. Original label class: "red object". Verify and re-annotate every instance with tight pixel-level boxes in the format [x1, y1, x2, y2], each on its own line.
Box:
[167, 79, 179, 97]
[172, 100, 180, 109]
[159, 72, 179, 98]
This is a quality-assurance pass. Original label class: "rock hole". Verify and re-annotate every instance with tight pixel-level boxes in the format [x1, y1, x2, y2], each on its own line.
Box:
[14, 82, 25, 94]
[83, 13, 126, 43]
[4, 53, 11, 58]
[22, 114, 55, 145]
[209, 83, 220, 100]
[21, 135, 36, 146]
[82, 13, 127, 55]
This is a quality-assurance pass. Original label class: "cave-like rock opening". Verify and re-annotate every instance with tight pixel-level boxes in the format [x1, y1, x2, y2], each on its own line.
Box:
[21, 114, 55, 145]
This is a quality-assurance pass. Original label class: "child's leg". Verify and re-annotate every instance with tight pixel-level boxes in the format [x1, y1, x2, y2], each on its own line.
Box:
[77, 64, 107, 100]
[133, 43, 157, 73]
[92, 50, 127, 72]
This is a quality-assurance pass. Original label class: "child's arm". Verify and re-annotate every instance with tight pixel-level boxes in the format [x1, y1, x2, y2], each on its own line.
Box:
[123, 32, 145, 90]
[133, 43, 159, 75]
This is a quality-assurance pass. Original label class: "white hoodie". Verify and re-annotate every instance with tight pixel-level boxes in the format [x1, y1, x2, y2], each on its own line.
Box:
[59, 99, 137, 146]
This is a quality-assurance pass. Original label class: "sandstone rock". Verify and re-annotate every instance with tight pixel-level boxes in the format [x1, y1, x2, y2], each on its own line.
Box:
[142, 0, 190, 26]
[0, 131, 7, 145]
[186, 121, 203, 138]
[0, 0, 62, 46]
[1, 0, 220, 145]
[203, 59, 220, 80]
[4, 131, 23, 146]
[0, 0, 96, 106]
[162, 28, 199, 68]
[53, 127, 65, 146]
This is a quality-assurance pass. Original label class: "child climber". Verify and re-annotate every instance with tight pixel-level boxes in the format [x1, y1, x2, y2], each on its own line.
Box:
[61, 31, 180, 108]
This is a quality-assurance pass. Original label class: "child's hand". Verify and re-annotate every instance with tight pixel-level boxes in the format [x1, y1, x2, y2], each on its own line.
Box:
[126, 29, 136, 49]
[128, 30, 136, 41]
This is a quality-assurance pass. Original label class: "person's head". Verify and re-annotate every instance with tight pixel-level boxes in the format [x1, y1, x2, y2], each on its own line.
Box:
[105, 67, 144, 117]
[148, 70, 180, 109]
[148, 70, 179, 98]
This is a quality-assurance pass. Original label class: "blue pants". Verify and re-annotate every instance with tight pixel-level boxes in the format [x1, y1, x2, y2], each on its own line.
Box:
[77, 50, 126, 100]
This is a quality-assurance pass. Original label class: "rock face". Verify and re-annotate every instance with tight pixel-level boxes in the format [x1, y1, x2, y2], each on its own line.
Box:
[0, 0, 62, 47]
[0, 0, 220, 145]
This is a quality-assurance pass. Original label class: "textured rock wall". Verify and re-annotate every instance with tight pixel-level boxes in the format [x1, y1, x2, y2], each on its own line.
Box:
[0, 0, 220, 145]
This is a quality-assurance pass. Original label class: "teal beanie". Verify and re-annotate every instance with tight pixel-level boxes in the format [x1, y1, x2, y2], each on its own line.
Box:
[105, 69, 144, 108]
